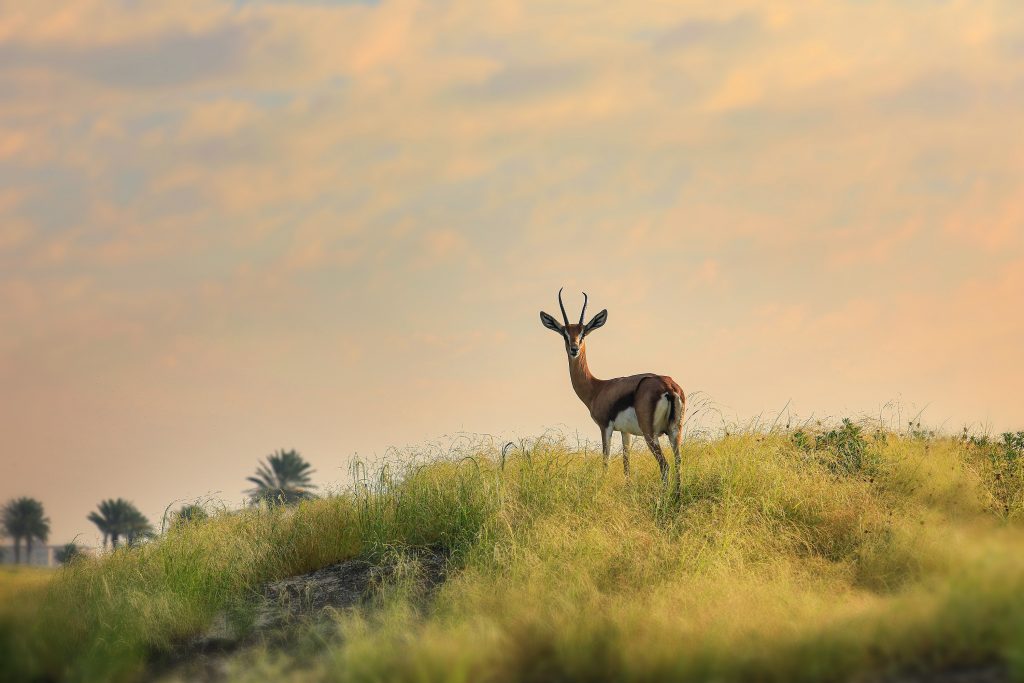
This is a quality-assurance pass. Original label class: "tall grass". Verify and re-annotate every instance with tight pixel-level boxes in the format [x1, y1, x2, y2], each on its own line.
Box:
[2, 426, 1023, 682]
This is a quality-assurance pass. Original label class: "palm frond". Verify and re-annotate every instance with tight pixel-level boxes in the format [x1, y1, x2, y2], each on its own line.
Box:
[246, 449, 318, 505]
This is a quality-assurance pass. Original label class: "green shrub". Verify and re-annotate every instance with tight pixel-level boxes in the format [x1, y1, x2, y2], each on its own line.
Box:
[964, 431, 1024, 520]
[792, 418, 873, 474]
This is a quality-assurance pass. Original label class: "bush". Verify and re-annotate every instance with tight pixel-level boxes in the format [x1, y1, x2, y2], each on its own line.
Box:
[54, 543, 83, 565]
[964, 430, 1024, 520]
[792, 418, 872, 474]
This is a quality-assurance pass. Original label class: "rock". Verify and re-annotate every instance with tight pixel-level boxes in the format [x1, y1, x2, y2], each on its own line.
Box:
[151, 549, 448, 682]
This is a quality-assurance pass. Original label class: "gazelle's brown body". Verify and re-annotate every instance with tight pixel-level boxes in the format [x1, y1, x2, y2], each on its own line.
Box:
[540, 290, 686, 489]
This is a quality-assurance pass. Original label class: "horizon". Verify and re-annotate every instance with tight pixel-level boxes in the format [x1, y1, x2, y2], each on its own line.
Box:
[0, 408, 1012, 555]
[2, 0, 1023, 547]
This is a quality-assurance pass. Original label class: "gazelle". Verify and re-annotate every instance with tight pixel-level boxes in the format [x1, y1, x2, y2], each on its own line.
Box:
[540, 289, 686, 490]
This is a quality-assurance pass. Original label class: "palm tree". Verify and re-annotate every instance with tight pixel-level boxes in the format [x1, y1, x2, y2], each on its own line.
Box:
[88, 499, 152, 549]
[123, 508, 154, 547]
[55, 542, 83, 565]
[88, 499, 121, 549]
[246, 449, 317, 505]
[1, 498, 50, 564]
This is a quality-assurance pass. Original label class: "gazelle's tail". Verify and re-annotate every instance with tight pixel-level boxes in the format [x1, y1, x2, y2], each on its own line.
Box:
[655, 391, 684, 433]
[670, 393, 684, 427]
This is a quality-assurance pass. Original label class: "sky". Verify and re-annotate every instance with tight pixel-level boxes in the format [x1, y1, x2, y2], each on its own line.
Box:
[1, 0, 1022, 547]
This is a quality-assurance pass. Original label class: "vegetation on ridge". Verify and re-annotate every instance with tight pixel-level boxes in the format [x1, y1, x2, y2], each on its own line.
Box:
[2, 424, 1024, 682]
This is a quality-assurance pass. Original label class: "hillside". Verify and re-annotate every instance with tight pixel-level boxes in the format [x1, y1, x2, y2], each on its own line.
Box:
[2, 426, 1024, 682]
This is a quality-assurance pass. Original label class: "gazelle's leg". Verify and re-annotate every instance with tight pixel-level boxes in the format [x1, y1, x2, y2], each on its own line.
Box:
[621, 432, 632, 478]
[668, 425, 683, 496]
[636, 386, 669, 484]
[643, 433, 669, 483]
[601, 424, 613, 470]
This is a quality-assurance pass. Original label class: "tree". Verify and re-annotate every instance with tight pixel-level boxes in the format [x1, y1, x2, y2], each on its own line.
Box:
[55, 542, 83, 565]
[88, 499, 121, 549]
[1, 498, 50, 564]
[88, 499, 152, 549]
[246, 449, 317, 505]
[171, 504, 208, 529]
[123, 508, 154, 547]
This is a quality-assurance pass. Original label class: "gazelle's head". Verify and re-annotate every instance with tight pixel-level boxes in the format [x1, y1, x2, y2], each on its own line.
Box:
[539, 288, 608, 360]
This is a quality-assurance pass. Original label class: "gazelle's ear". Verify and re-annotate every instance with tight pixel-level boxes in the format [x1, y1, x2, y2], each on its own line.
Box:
[584, 309, 608, 333]
[539, 311, 564, 333]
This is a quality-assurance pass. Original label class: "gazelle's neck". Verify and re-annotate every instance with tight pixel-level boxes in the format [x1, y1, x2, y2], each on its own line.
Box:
[568, 344, 600, 405]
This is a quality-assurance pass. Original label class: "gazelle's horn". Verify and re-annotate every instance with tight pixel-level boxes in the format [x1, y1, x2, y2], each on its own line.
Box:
[558, 287, 570, 327]
[579, 292, 588, 326]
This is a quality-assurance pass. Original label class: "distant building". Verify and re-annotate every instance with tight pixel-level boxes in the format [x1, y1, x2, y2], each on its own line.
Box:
[0, 544, 58, 567]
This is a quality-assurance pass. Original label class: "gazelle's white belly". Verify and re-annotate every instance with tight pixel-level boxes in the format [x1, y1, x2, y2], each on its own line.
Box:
[611, 407, 644, 436]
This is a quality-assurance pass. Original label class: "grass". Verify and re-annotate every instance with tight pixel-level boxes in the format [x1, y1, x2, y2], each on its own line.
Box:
[3, 425, 1024, 682]
[0, 566, 53, 604]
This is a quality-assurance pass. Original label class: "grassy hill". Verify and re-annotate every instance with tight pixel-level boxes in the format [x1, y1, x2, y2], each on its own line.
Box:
[2, 425, 1024, 682]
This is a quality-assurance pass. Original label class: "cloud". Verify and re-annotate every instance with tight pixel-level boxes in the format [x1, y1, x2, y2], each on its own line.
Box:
[417, 228, 478, 268]
[687, 258, 721, 287]
[237, 0, 378, 5]
[0, 219, 31, 252]
[943, 180, 1024, 251]
[178, 98, 260, 140]
[0, 127, 30, 160]
[0, 24, 256, 88]
[876, 72, 979, 116]
[455, 63, 589, 102]
[827, 220, 921, 268]
[703, 70, 764, 112]
[651, 13, 761, 52]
